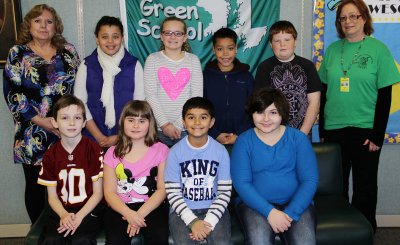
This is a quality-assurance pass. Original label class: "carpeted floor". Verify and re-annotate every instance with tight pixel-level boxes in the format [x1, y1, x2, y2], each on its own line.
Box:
[0, 227, 399, 245]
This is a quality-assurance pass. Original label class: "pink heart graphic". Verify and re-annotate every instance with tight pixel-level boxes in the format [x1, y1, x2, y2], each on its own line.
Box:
[158, 67, 190, 100]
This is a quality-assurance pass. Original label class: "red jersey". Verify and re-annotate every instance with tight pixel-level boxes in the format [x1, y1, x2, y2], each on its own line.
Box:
[38, 136, 103, 208]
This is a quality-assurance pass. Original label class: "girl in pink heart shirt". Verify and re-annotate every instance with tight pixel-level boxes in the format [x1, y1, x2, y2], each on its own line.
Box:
[144, 16, 203, 147]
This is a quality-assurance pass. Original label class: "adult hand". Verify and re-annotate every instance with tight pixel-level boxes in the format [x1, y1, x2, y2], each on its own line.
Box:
[99, 135, 118, 147]
[267, 208, 292, 233]
[189, 220, 212, 241]
[31, 116, 60, 137]
[363, 139, 380, 152]
[161, 123, 180, 139]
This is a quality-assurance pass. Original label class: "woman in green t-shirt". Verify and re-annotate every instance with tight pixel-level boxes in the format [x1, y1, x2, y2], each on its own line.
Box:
[318, 0, 400, 233]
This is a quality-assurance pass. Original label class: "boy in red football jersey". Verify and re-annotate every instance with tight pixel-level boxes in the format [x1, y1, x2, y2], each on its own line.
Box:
[37, 94, 104, 244]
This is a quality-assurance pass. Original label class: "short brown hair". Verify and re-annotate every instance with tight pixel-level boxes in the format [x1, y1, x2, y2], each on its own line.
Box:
[114, 100, 157, 159]
[17, 4, 67, 50]
[52, 94, 86, 121]
[247, 88, 290, 125]
[335, 0, 374, 39]
[269, 20, 298, 42]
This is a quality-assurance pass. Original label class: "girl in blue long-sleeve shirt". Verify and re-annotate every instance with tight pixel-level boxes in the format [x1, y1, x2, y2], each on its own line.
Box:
[231, 87, 318, 245]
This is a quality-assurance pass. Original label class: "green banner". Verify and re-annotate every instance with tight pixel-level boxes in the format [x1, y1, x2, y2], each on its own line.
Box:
[120, 0, 280, 74]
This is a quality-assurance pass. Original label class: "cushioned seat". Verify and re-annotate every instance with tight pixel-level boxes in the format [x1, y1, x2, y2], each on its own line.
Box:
[25, 143, 373, 245]
[312, 143, 374, 245]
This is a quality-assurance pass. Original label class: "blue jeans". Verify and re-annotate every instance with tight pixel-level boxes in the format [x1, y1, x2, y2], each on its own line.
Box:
[157, 130, 187, 147]
[236, 203, 316, 245]
[169, 208, 232, 245]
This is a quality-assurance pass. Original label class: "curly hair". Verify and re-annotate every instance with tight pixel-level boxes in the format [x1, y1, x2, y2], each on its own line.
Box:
[17, 4, 67, 50]
[95, 16, 124, 37]
[159, 16, 192, 53]
[335, 0, 374, 39]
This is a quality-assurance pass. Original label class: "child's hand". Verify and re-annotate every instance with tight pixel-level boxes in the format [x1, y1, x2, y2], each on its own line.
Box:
[57, 213, 75, 237]
[189, 220, 212, 241]
[127, 223, 140, 237]
[59, 213, 75, 231]
[161, 123, 180, 139]
[124, 210, 146, 228]
[216, 133, 237, 144]
[267, 208, 293, 233]
[69, 213, 84, 235]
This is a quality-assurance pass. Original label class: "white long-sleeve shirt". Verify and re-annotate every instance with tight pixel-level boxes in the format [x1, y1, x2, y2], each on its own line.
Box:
[144, 51, 203, 130]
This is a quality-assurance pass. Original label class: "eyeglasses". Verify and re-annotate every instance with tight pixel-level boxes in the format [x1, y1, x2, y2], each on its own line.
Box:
[338, 14, 362, 22]
[161, 31, 185, 37]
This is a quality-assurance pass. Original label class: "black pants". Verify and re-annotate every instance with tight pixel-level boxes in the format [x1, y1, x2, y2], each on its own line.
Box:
[22, 164, 46, 224]
[39, 204, 105, 245]
[325, 127, 380, 232]
[104, 202, 169, 245]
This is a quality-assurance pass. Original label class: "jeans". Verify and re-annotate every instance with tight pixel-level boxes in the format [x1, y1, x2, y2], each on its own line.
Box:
[236, 203, 316, 245]
[169, 208, 232, 245]
[157, 130, 187, 147]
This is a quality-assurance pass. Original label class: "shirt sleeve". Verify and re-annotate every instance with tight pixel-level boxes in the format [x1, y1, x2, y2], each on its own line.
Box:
[3, 46, 39, 121]
[230, 134, 274, 218]
[304, 59, 323, 93]
[254, 60, 270, 90]
[164, 147, 198, 226]
[284, 132, 319, 221]
[37, 149, 57, 186]
[204, 147, 232, 230]
[103, 146, 117, 168]
[376, 43, 400, 89]
[144, 54, 169, 128]
[133, 62, 145, 100]
[236, 73, 254, 135]
[74, 62, 93, 120]
[89, 141, 104, 181]
[318, 56, 328, 85]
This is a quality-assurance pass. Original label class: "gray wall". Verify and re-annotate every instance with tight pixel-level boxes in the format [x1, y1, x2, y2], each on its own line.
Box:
[0, 0, 398, 225]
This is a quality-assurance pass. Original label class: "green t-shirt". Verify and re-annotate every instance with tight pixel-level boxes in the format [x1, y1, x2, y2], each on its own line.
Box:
[319, 36, 400, 130]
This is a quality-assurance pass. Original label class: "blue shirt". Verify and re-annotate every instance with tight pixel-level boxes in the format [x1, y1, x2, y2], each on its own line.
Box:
[164, 136, 231, 210]
[231, 127, 318, 221]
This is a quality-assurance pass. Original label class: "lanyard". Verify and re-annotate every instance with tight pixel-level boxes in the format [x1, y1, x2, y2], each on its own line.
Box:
[340, 37, 365, 77]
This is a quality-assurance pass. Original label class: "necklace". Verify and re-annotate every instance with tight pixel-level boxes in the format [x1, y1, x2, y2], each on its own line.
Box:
[340, 37, 365, 77]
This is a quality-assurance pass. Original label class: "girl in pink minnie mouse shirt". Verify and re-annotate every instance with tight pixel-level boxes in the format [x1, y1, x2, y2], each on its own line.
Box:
[144, 16, 203, 147]
[103, 100, 169, 244]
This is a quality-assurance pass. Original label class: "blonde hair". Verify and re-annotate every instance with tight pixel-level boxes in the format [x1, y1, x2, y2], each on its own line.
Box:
[114, 100, 158, 159]
[17, 4, 67, 50]
[159, 16, 192, 53]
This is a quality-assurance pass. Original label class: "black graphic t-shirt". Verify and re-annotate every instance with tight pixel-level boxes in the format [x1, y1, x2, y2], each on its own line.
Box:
[255, 55, 322, 129]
